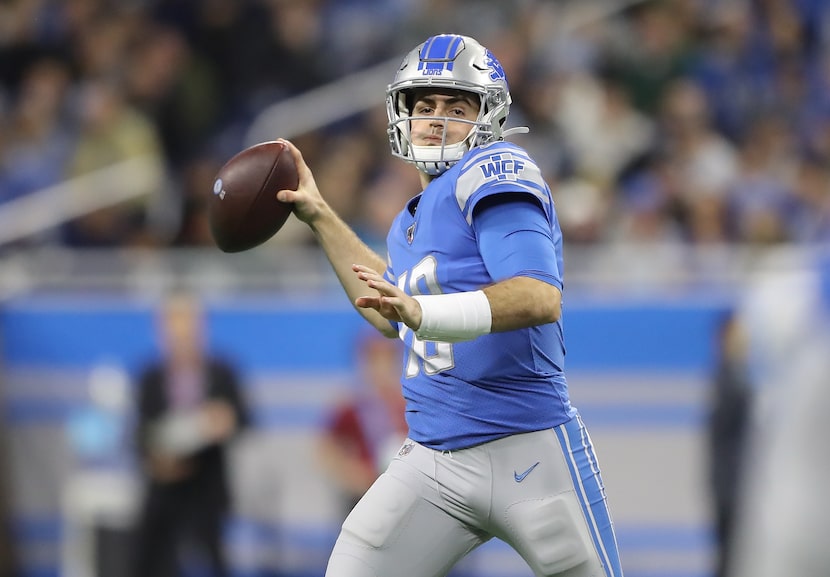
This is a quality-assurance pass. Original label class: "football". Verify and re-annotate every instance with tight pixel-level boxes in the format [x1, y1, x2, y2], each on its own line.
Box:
[208, 141, 297, 253]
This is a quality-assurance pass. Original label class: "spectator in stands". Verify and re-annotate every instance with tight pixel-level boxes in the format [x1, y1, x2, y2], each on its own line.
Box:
[687, 2, 772, 142]
[61, 75, 165, 247]
[1, 0, 830, 251]
[651, 78, 739, 243]
[726, 115, 799, 244]
[790, 156, 830, 243]
[555, 66, 656, 189]
[0, 56, 74, 207]
[604, 0, 697, 115]
[124, 23, 220, 170]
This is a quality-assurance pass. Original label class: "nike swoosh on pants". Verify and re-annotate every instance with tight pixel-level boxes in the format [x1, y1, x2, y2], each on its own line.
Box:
[514, 461, 540, 482]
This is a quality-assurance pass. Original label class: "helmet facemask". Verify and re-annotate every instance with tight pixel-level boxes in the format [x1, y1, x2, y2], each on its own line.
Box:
[386, 35, 512, 176]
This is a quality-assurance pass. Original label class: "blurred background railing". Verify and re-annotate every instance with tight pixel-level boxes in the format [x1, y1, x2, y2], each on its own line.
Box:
[0, 242, 813, 300]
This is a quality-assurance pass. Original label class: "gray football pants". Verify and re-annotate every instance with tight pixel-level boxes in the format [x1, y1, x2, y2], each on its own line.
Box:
[325, 416, 624, 577]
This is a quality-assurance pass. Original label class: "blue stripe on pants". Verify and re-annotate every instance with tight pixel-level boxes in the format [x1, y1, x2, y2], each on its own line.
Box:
[555, 415, 624, 577]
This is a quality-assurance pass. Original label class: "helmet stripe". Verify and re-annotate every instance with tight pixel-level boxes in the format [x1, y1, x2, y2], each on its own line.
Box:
[418, 35, 465, 72]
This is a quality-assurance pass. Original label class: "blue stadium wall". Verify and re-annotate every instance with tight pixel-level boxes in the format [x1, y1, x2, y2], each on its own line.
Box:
[1, 292, 733, 577]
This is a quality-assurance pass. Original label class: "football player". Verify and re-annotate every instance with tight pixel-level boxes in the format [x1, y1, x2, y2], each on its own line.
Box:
[276, 34, 624, 577]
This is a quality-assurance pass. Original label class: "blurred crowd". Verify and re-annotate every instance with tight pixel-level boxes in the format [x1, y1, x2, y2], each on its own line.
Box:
[1, 0, 830, 250]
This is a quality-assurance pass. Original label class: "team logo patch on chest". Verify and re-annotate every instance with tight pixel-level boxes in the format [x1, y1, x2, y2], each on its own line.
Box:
[478, 152, 526, 182]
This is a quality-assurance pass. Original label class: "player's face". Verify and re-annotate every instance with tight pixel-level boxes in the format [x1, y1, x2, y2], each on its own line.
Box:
[409, 91, 480, 147]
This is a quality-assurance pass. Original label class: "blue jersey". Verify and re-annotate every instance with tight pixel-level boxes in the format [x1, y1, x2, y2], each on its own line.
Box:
[385, 141, 576, 450]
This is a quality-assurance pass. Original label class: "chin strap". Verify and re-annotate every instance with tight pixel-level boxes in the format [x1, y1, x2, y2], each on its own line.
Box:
[501, 126, 530, 138]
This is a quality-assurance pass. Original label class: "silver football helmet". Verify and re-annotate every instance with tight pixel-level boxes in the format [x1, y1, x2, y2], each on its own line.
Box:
[386, 34, 518, 176]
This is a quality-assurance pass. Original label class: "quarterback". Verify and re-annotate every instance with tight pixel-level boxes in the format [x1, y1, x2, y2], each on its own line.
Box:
[277, 34, 624, 577]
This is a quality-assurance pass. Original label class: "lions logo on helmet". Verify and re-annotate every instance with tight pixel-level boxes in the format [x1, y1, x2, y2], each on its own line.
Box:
[386, 35, 518, 176]
[484, 50, 507, 83]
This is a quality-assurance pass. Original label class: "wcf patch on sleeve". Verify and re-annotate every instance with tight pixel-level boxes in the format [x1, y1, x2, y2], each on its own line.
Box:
[477, 152, 526, 182]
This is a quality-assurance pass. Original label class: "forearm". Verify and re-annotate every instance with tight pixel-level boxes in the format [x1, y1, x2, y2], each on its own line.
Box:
[309, 204, 393, 332]
[273, 139, 399, 336]
[483, 276, 561, 332]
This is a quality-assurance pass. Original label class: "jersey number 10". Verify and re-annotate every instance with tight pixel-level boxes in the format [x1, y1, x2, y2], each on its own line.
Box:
[397, 256, 455, 378]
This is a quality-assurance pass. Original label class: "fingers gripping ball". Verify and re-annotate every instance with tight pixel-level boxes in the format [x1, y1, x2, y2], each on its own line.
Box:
[208, 141, 297, 253]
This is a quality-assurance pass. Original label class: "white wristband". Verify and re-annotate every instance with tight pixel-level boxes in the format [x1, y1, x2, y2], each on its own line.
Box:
[412, 290, 492, 343]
